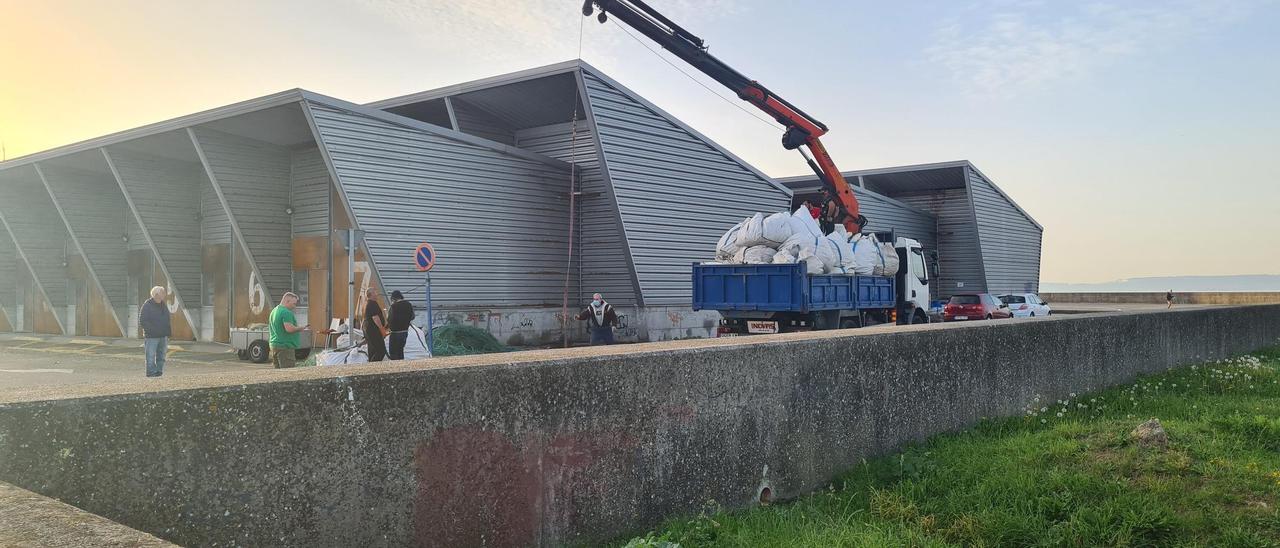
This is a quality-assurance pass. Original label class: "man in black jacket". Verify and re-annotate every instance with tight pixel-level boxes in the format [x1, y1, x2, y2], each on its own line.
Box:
[139, 286, 172, 377]
[576, 292, 620, 345]
[386, 290, 416, 360]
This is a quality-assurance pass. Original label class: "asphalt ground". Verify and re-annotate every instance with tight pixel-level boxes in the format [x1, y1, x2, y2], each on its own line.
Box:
[0, 337, 266, 390]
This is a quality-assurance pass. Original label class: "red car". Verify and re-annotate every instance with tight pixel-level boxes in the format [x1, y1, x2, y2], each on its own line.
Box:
[944, 293, 1013, 321]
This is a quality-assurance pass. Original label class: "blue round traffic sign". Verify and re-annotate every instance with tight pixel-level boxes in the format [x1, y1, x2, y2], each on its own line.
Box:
[414, 243, 436, 272]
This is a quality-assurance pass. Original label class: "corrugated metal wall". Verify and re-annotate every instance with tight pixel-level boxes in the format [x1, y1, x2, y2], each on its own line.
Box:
[853, 187, 938, 252]
[968, 168, 1042, 294]
[895, 189, 986, 297]
[0, 222, 16, 319]
[513, 122, 638, 305]
[306, 101, 574, 306]
[39, 161, 130, 308]
[126, 212, 152, 251]
[450, 99, 516, 145]
[200, 178, 231, 245]
[581, 70, 791, 305]
[104, 147, 205, 309]
[190, 126, 293, 300]
[0, 166, 71, 309]
[290, 147, 330, 237]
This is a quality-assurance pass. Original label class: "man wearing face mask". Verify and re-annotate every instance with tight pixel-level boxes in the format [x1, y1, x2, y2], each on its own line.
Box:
[575, 292, 620, 345]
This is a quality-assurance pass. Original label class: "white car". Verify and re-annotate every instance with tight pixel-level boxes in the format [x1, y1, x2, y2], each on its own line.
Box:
[999, 293, 1051, 318]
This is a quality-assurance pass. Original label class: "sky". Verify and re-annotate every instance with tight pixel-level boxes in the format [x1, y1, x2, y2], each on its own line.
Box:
[1, 0, 1277, 283]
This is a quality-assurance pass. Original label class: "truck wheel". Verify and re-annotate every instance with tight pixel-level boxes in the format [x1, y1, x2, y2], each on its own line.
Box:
[294, 348, 311, 360]
[911, 310, 928, 324]
[840, 318, 861, 329]
[248, 340, 270, 364]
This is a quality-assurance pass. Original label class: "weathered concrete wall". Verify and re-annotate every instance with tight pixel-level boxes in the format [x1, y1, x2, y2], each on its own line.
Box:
[0, 306, 1277, 547]
[0, 480, 176, 547]
[1042, 291, 1280, 305]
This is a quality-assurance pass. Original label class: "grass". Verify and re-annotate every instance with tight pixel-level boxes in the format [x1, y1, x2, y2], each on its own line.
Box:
[622, 347, 1280, 548]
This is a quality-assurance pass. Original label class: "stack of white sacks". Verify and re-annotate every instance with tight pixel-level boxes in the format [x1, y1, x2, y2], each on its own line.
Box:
[714, 207, 899, 276]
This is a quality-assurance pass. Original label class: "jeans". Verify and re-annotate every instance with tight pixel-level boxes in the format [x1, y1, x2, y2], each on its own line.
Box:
[388, 331, 408, 360]
[590, 326, 615, 345]
[144, 337, 168, 377]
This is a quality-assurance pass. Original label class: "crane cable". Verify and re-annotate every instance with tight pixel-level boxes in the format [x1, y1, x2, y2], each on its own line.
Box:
[561, 12, 587, 348]
[608, 19, 783, 132]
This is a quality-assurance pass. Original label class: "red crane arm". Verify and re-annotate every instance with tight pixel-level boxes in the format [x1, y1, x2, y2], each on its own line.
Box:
[583, 0, 867, 233]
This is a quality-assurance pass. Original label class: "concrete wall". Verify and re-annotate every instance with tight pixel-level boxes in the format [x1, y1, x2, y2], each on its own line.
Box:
[0, 306, 1277, 547]
[0, 480, 175, 547]
[1042, 292, 1280, 305]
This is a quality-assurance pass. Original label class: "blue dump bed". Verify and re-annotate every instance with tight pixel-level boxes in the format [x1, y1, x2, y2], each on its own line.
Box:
[692, 263, 895, 313]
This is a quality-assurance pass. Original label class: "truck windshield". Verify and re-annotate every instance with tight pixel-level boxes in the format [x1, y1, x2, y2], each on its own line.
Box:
[949, 295, 980, 305]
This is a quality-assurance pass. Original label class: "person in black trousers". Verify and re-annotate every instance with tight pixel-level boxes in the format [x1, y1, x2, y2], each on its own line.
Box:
[363, 288, 387, 362]
[386, 290, 416, 360]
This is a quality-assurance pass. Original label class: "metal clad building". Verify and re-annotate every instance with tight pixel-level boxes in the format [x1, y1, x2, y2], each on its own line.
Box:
[0, 61, 782, 343]
[0, 61, 1039, 343]
[779, 161, 1043, 298]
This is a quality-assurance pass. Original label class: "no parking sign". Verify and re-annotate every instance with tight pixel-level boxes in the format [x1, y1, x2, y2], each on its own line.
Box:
[414, 243, 436, 272]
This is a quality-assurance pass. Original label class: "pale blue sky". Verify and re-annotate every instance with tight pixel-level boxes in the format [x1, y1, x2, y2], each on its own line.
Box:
[2, 0, 1277, 282]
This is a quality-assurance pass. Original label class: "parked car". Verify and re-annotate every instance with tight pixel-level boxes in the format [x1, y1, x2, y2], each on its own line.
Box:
[999, 293, 1052, 318]
[943, 293, 1013, 321]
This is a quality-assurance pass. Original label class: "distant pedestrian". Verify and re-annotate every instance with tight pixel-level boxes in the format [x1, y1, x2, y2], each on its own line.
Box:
[268, 292, 309, 369]
[1166, 290, 1175, 309]
[139, 286, 171, 378]
[576, 292, 619, 345]
[386, 290, 416, 360]
[364, 288, 387, 362]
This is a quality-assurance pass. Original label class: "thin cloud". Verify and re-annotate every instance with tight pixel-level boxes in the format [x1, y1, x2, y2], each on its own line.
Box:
[928, 0, 1265, 96]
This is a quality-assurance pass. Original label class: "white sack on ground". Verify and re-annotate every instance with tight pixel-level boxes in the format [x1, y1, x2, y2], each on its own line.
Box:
[734, 245, 775, 264]
[319, 324, 432, 365]
[737, 211, 793, 247]
[715, 218, 749, 261]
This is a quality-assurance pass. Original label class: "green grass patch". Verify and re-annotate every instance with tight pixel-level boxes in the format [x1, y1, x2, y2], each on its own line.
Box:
[622, 348, 1280, 547]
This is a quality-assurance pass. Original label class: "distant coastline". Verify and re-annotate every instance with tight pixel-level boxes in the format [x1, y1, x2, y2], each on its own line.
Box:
[1042, 275, 1280, 293]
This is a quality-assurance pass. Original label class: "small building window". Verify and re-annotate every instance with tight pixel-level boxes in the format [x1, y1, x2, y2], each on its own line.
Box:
[293, 270, 310, 307]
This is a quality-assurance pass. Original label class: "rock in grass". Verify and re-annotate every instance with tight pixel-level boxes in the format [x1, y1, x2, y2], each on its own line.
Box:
[1131, 418, 1168, 449]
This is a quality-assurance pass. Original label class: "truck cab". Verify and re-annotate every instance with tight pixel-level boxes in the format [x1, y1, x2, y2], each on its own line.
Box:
[893, 236, 932, 325]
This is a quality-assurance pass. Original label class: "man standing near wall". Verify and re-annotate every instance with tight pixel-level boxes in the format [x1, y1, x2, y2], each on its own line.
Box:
[139, 286, 171, 378]
[576, 293, 619, 345]
[386, 290, 415, 360]
[364, 288, 387, 362]
[269, 292, 308, 369]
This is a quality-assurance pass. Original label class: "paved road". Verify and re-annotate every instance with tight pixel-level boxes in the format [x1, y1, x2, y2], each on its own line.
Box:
[0, 338, 268, 389]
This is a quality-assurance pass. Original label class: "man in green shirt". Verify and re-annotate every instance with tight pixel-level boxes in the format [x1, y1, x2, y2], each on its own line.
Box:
[269, 292, 309, 369]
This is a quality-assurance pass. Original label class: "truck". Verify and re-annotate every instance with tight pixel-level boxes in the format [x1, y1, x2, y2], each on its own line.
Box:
[693, 234, 936, 335]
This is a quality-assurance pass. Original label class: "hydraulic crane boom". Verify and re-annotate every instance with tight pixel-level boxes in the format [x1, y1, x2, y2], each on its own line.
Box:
[582, 0, 867, 233]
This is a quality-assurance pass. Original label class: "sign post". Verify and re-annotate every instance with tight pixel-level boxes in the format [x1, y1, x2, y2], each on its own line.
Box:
[414, 243, 436, 355]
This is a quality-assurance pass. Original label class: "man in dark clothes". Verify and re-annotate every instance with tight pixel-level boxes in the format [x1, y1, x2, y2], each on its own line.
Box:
[576, 292, 620, 345]
[1166, 290, 1175, 309]
[363, 288, 387, 362]
[139, 285, 172, 378]
[819, 189, 838, 235]
[386, 290, 416, 360]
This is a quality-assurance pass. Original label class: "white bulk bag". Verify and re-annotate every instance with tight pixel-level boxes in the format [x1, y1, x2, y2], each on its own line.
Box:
[875, 242, 900, 277]
[849, 233, 889, 276]
[715, 218, 750, 261]
[789, 206, 824, 239]
[778, 233, 839, 273]
[734, 245, 775, 264]
[737, 211, 792, 247]
[772, 247, 798, 264]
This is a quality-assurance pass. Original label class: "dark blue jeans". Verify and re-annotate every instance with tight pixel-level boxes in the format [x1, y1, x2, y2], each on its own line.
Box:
[388, 331, 408, 360]
[590, 326, 615, 345]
